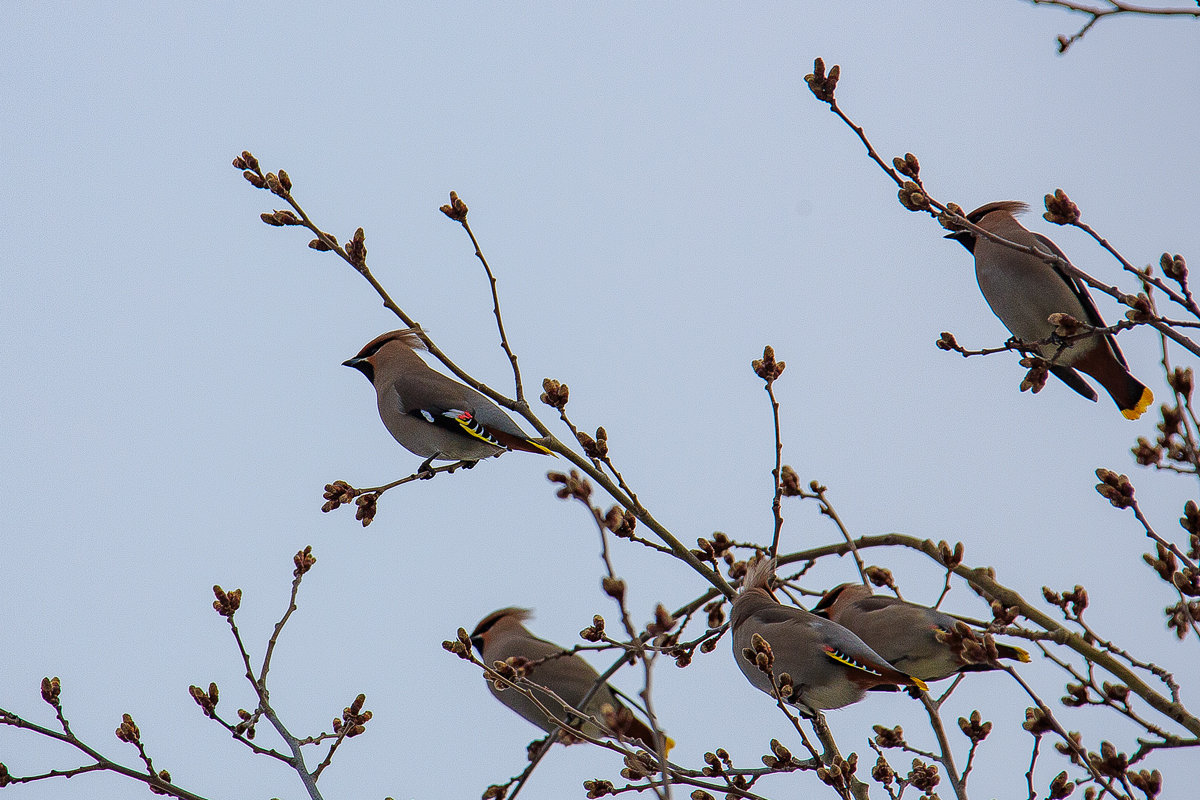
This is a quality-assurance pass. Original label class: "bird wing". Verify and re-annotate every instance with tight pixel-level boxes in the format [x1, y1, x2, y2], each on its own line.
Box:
[1032, 232, 1131, 370]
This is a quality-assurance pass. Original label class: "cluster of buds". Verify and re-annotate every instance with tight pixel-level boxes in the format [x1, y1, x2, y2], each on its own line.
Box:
[188, 682, 219, 716]
[603, 506, 637, 539]
[548, 470, 592, 503]
[583, 778, 615, 798]
[619, 750, 657, 780]
[744, 632, 774, 674]
[804, 58, 840, 104]
[1019, 357, 1049, 394]
[752, 345, 785, 383]
[540, 377, 569, 410]
[577, 427, 608, 460]
[938, 540, 965, 570]
[308, 231, 338, 252]
[864, 565, 896, 590]
[761, 738, 804, 770]
[1094, 469, 1135, 509]
[906, 758, 939, 792]
[346, 227, 367, 268]
[579, 615, 606, 642]
[1043, 584, 1089, 617]
[442, 628, 475, 659]
[321, 480, 357, 512]
[259, 209, 301, 226]
[40, 676, 61, 707]
[935, 621, 1000, 665]
[1043, 189, 1080, 225]
[1086, 740, 1128, 780]
[354, 492, 379, 527]
[898, 181, 930, 212]
[957, 710, 992, 743]
[701, 748, 733, 777]
[779, 464, 802, 496]
[818, 753, 858, 793]
[893, 152, 920, 179]
[872, 724, 905, 749]
[334, 693, 371, 738]
[1160, 252, 1188, 284]
[1048, 770, 1075, 799]
[115, 713, 141, 744]
[439, 191, 469, 222]
[1022, 706, 1054, 736]
[293, 545, 316, 577]
[212, 585, 241, 618]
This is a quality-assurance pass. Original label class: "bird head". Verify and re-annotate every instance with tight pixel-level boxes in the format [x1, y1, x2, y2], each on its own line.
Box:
[469, 607, 533, 654]
[342, 327, 428, 382]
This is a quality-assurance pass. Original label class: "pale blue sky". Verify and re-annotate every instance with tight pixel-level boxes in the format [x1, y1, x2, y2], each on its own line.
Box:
[3, 3, 1198, 799]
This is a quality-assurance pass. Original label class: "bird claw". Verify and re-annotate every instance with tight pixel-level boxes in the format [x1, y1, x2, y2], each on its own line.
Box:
[417, 455, 438, 479]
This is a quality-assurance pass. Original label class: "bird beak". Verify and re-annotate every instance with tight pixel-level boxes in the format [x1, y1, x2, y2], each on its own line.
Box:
[342, 357, 374, 382]
[944, 231, 975, 253]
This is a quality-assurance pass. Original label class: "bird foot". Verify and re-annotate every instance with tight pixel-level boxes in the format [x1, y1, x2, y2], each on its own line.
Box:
[417, 455, 439, 479]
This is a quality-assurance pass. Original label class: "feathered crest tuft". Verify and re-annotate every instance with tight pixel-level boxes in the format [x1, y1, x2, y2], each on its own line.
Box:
[965, 201, 1029, 224]
[470, 607, 533, 638]
[741, 555, 776, 595]
[352, 326, 429, 359]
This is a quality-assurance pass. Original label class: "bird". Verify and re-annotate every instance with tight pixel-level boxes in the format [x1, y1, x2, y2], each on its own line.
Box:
[945, 201, 1153, 419]
[342, 328, 553, 471]
[730, 558, 927, 716]
[469, 608, 672, 753]
[811, 583, 1031, 682]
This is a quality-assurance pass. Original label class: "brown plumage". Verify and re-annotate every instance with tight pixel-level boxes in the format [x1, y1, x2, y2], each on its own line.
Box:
[812, 583, 1031, 682]
[730, 559, 927, 716]
[470, 608, 671, 753]
[946, 202, 1153, 419]
[343, 329, 553, 467]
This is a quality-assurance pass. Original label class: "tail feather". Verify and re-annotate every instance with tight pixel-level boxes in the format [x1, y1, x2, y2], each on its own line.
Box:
[1075, 347, 1153, 419]
[620, 715, 674, 755]
[999, 643, 1031, 663]
[1120, 383, 1154, 421]
[486, 428, 556, 456]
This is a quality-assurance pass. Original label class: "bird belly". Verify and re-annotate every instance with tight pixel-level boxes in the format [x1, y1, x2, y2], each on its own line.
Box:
[975, 253, 1094, 364]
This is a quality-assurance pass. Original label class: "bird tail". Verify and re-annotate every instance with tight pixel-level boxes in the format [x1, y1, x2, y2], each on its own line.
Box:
[998, 643, 1032, 663]
[488, 429, 556, 456]
[1119, 381, 1154, 420]
[1074, 346, 1153, 419]
[620, 714, 674, 755]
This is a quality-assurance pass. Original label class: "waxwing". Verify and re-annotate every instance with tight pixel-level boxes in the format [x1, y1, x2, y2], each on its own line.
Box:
[945, 201, 1153, 419]
[470, 608, 671, 753]
[343, 329, 553, 468]
[812, 583, 1031, 682]
[730, 559, 927, 716]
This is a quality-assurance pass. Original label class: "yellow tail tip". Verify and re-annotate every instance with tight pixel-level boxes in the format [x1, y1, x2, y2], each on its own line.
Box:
[1121, 386, 1154, 420]
[529, 439, 556, 456]
[910, 676, 929, 693]
[1014, 646, 1032, 663]
[664, 736, 676, 755]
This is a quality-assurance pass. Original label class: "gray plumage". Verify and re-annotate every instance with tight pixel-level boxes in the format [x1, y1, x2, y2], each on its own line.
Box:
[469, 608, 668, 751]
[343, 329, 552, 462]
[812, 583, 1031, 682]
[730, 559, 927, 716]
[945, 202, 1152, 419]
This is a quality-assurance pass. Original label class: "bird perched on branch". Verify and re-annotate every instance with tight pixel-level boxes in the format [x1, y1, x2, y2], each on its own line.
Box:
[812, 583, 1031, 682]
[343, 328, 553, 471]
[730, 558, 927, 716]
[470, 608, 672, 753]
[945, 201, 1153, 419]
